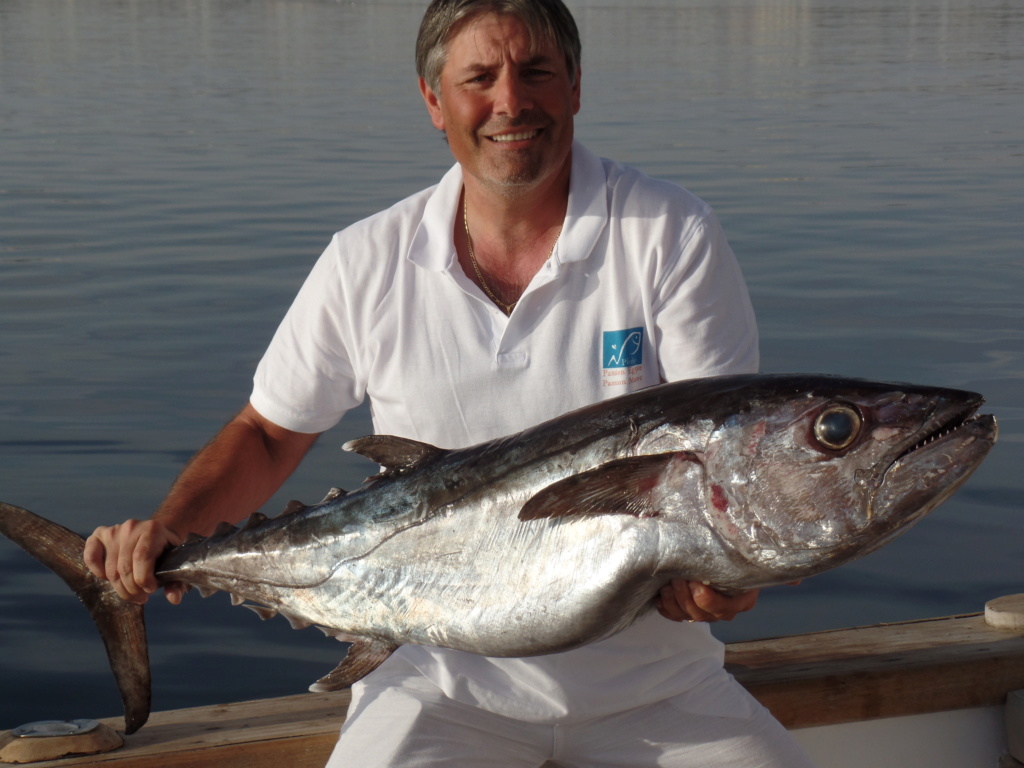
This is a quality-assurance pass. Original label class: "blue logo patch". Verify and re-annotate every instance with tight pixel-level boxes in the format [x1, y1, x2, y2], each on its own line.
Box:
[603, 327, 644, 369]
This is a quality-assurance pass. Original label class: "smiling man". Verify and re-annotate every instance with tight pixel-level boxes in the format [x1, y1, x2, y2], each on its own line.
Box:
[420, 9, 579, 314]
[423, 12, 578, 189]
[84, 1, 815, 766]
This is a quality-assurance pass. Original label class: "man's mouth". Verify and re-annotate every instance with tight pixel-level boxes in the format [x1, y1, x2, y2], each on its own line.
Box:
[488, 130, 541, 143]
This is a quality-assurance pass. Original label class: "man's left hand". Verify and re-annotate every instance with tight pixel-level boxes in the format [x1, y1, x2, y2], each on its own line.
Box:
[655, 579, 759, 623]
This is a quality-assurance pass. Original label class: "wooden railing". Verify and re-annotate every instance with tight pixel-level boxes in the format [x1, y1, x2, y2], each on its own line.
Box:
[7, 608, 1024, 767]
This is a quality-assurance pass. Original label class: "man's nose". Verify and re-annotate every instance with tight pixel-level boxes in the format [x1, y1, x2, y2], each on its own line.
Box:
[493, 71, 532, 115]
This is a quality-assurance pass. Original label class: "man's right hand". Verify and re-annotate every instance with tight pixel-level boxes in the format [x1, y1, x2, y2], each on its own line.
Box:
[84, 519, 185, 605]
[82, 404, 319, 607]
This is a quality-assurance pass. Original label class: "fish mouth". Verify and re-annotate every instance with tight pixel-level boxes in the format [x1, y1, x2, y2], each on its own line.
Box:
[893, 400, 996, 464]
[872, 395, 997, 528]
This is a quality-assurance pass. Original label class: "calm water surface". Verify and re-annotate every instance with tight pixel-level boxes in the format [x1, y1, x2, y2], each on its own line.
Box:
[1, 0, 1021, 729]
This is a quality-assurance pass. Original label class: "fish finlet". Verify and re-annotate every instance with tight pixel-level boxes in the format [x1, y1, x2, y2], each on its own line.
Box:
[319, 487, 346, 503]
[244, 512, 268, 529]
[243, 604, 277, 621]
[284, 500, 307, 515]
[281, 611, 312, 630]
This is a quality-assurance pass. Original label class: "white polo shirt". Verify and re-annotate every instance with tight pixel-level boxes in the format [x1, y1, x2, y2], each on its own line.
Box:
[251, 141, 759, 722]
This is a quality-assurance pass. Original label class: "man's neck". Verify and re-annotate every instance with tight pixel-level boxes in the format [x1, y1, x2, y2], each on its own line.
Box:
[461, 156, 570, 264]
[457, 163, 570, 314]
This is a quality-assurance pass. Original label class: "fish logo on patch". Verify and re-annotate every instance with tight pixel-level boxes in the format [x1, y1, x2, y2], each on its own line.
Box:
[603, 327, 644, 368]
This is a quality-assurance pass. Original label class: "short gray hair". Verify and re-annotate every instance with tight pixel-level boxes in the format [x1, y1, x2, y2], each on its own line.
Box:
[416, 0, 581, 93]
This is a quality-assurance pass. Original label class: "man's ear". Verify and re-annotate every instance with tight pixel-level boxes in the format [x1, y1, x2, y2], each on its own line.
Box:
[418, 77, 446, 131]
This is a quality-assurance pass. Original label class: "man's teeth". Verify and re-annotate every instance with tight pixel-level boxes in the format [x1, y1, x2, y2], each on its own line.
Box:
[490, 131, 539, 142]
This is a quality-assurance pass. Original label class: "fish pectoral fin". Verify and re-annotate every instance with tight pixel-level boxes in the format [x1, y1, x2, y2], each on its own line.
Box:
[343, 435, 443, 474]
[308, 638, 398, 692]
[518, 452, 702, 521]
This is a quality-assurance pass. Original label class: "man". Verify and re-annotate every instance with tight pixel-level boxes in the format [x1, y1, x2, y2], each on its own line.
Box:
[85, 1, 816, 765]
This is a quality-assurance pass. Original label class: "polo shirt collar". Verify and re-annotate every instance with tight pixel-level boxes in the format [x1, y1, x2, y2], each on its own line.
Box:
[408, 140, 608, 272]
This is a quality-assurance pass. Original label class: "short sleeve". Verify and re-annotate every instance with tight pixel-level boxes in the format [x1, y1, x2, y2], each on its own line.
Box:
[653, 208, 759, 381]
[250, 236, 366, 433]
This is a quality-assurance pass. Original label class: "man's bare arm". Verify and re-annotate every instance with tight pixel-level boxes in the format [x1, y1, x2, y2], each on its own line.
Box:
[83, 403, 319, 604]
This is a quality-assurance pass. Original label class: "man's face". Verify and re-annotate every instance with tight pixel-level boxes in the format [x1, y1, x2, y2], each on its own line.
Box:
[419, 13, 581, 195]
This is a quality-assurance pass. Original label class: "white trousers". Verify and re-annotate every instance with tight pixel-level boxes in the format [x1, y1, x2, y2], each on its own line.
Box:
[324, 667, 816, 768]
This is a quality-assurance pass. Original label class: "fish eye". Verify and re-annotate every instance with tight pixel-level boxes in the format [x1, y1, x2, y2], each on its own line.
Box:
[813, 405, 862, 451]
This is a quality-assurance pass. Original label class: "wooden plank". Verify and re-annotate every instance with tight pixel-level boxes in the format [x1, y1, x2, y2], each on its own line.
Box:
[15, 692, 348, 768]
[11, 612, 1024, 766]
[727, 612, 1024, 728]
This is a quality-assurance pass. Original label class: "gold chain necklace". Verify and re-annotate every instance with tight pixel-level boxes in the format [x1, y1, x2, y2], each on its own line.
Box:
[463, 194, 561, 317]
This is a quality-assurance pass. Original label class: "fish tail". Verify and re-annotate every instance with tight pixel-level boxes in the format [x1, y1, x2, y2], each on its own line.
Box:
[0, 501, 151, 734]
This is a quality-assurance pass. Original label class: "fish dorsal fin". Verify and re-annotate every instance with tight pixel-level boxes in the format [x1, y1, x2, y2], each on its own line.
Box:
[518, 452, 702, 522]
[308, 638, 399, 692]
[343, 435, 442, 473]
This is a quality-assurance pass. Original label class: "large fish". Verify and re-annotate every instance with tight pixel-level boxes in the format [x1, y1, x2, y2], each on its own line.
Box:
[0, 374, 997, 733]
